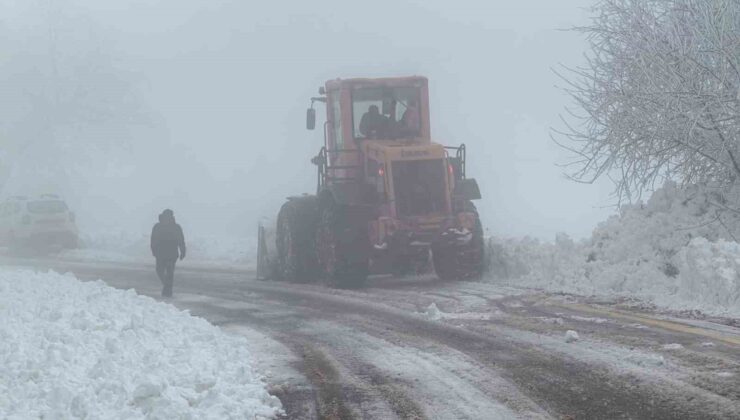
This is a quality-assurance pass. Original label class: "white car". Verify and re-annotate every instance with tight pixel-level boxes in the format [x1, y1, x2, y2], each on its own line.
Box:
[0, 195, 79, 249]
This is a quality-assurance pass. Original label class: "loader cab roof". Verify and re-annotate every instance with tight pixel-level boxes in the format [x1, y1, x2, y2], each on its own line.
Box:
[324, 76, 428, 91]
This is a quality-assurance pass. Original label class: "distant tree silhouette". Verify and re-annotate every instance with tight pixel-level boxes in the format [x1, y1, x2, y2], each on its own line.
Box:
[0, 1, 162, 197]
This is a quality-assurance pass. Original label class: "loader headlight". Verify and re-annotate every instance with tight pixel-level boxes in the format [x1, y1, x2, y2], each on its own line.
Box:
[456, 212, 476, 230]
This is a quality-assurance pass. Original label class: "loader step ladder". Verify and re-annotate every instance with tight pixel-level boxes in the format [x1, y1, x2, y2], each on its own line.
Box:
[315, 146, 360, 191]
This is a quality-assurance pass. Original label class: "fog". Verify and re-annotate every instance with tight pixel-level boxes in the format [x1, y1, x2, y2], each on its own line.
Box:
[0, 0, 612, 241]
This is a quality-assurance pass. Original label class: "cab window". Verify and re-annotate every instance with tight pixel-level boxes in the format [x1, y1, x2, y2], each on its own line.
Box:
[352, 86, 421, 140]
[331, 94, 344, 149]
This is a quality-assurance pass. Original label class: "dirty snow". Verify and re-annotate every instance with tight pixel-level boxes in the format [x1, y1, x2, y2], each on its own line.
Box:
[420, 301, 494, 321]
[569, 315, 609, 324]
[661, 343, 684, 351]
[564, 330, 580, 343]
[309, 321, 550, 419]
[423, 302, 444, 321]
[0, 268, 282, 419]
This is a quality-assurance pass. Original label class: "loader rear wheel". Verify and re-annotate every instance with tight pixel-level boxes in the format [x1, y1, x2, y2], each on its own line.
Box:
[432, 206, 484, 281]
[276, 196, 319, 282]
[316, 201, 368, 288]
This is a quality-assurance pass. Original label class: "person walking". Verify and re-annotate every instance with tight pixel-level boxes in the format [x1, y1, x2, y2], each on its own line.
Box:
[150, 209, 186, 297]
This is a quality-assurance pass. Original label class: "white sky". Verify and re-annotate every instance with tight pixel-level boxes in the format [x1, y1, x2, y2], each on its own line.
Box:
[2, 0, 615, 239]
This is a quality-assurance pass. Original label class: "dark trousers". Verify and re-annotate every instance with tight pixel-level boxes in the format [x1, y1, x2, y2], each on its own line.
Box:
[156, 258, 177, 297]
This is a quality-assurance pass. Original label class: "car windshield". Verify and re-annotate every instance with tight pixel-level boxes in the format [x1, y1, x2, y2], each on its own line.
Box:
[352, 86, 421, 140]
[27, 200, 68, 214]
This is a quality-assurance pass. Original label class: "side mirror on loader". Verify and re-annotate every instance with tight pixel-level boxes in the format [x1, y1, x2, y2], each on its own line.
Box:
[306, 108, 316, 130]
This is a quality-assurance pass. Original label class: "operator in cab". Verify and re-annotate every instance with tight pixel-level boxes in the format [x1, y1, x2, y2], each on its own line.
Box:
[399, 99, 421, 137]
[359, 105, 389, 139]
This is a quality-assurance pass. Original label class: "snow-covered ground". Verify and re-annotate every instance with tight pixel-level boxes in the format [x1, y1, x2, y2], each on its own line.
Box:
[0, 267, 282, 419]
[60, 229, 256, 269]
[488, 182, 740, 318]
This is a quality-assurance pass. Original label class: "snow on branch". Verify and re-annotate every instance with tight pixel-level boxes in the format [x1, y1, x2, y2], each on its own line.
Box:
[556, 0, 740, 201]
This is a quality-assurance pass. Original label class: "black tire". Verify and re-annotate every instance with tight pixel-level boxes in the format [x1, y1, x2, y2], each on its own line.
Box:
[432, 203, 484, 281]
[276, 196, 319, 282]
[316, 200, 368, 288]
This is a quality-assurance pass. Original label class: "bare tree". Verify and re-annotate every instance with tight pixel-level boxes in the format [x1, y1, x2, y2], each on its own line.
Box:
[556, 0, 740, 201]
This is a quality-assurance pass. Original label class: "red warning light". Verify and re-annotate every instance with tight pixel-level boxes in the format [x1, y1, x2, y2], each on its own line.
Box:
[378, 166, 385, 177]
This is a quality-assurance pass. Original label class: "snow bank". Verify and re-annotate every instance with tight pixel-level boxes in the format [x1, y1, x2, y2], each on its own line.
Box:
[0, 268, 282, 419]
[673, 238, 740, 313]
[488, 182, 740, 318]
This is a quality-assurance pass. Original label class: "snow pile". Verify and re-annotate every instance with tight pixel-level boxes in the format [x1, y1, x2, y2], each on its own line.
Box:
[489, 182, 740, 318]
[487, 233, 586, 292]
[672, 238, 740, 312]
[423, 302, 444, 321]
[564, 330, 580, 343]
[0, 268, 282, 419]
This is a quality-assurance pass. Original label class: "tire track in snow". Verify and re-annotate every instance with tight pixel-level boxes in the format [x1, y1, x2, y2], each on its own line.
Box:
[6, 256, 740, 419]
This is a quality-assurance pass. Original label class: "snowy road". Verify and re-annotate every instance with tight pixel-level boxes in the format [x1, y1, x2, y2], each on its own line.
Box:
[3, 256, 740, 419]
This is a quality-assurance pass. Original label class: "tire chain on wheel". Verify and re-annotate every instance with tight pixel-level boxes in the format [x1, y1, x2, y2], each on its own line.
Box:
[316, 202, 369, 288]
[276, 196, 320, 282]
[433, 201, 485, 281]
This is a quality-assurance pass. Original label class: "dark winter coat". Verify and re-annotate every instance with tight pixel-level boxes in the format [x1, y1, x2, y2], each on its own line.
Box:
[151, 214, 186, 261]
[359, 108, 389, 138]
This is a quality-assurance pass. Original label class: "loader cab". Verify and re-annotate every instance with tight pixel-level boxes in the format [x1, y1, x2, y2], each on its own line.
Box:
[316, 76, 431, 153]
[307, 76, 432, 192]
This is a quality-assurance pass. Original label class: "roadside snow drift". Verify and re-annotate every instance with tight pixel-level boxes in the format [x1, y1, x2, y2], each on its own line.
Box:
[489, 182, 740, 318]
[0, 268, 282, 419]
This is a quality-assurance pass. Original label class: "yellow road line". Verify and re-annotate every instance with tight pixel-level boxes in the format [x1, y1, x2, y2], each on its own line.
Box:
[555, 302, 740, 347]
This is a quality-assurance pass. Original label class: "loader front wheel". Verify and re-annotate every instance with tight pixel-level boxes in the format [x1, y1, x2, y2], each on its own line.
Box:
[316, 201, 368, 288]
[276, 196, 319, 282]
[432, 208, 484, 281]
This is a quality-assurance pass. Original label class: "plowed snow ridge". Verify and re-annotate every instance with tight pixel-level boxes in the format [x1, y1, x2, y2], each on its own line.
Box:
[0, 268, 282, 419]
[489, 182, 740, 318]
